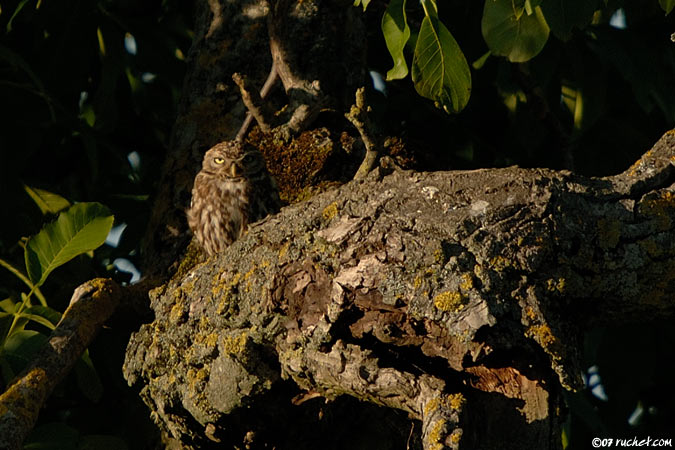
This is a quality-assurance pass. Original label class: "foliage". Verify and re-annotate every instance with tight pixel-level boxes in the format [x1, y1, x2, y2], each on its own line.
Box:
[376, 0, 674, 132]
[0, 200, 114, 447]
[0, 0, 192, 447]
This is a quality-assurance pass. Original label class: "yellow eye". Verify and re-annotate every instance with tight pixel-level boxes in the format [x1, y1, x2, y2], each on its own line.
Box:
[214, 157, 225, 164]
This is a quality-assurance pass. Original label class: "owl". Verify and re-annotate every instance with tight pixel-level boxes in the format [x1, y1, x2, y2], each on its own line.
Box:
[187, 141, 281, 256]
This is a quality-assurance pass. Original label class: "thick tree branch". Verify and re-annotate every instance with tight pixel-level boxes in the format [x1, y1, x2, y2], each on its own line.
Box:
[125, 130, 675, 448]
[0, 279, 121, 450]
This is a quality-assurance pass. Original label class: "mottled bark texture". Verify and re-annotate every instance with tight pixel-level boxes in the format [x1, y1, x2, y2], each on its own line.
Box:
[124, 132, 675, 449]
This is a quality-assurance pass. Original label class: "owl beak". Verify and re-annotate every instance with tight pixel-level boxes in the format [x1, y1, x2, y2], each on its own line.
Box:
[229, 162, 243, 178]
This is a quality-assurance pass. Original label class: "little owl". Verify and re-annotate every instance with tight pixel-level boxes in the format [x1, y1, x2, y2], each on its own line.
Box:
[187, 141, 281, 256]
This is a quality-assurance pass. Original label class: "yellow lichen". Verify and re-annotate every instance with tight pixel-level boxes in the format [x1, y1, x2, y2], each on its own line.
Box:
[525, 306, 537, 321]
[424, 397, 440, 416]
[638, 191, 675, 230]
[426, 419, 446, 450]
[446, 393, 465, 410]
[525, 324, 557, 348]
[322, 202, 338, 221]
[459, 273, 474, 291]
[213, 271, 242, 313]
[489, 255, 512, 271]
[545, 278, 566, 294]
[205, 333, 219, 347]
[278, 241, 291, 258]
[169, 301, 185, 323]
[221, 331, 249, 354]
[433, 291, 466, 312]
[433, 248, 445, 264]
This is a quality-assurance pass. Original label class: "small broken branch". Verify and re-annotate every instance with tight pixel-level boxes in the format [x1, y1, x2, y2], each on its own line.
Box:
[346, 87, 379, 179]
[0, 278, 121, 450]
[233, 60, 279, 141]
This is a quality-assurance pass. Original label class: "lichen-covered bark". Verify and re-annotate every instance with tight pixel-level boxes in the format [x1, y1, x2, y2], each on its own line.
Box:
[124, 132, 675, 449]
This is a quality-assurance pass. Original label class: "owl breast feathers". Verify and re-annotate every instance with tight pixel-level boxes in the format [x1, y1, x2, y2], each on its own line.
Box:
[187, 141, 281, 255]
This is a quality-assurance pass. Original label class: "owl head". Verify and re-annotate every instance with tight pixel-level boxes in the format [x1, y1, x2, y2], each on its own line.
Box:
[201, 141, 266, 179]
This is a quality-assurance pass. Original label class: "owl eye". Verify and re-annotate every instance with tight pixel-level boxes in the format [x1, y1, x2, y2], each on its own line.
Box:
[242, 154, 256, 164]
[214, 157, 225, 164]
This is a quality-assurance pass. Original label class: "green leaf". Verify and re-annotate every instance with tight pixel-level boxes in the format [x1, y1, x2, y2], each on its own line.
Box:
[24, 185, 71, 215]
[2, 330, 47, 374]
[382, 0, 411, 80]
[541, 0, 599, 41]
[0, 298, 17, 314]
[353, 0, 371, 11]
[24, 305, 61, 326]
[659, 0, 675, 14]
[482, 0, 550, 62]
[20, 305, 61, 331]
[24, 202, 114, 287]
[6, 0, 31, 33]
[412, 14, 472, 113]
[420, 0, 438, 18]
[472, 50, 492, 70]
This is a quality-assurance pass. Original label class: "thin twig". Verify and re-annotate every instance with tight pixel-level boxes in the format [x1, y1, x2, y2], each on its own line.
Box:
[346, 87, 380, 179]
[234, 60, 279, 141]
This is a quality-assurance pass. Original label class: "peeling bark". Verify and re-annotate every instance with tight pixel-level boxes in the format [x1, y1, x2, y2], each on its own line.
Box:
[124, 132, 675, 449]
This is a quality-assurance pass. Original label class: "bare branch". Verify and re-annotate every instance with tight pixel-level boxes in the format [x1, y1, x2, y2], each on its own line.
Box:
[233, 61, 280, 140]
[345, 87, 380, 179]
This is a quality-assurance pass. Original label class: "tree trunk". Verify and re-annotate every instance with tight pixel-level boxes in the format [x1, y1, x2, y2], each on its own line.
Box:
[122, 1, 675, 449]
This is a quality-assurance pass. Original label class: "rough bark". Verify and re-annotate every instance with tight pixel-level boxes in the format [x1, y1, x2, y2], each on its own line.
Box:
[124, 132, 675, 449]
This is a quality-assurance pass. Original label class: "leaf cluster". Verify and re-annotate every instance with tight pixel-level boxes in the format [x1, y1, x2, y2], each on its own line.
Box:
[375, 0, 673, 117]
[0, 0, 192, 447]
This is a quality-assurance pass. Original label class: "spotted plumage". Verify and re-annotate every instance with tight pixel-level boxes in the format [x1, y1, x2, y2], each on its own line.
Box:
[187, 141, 280, 256]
